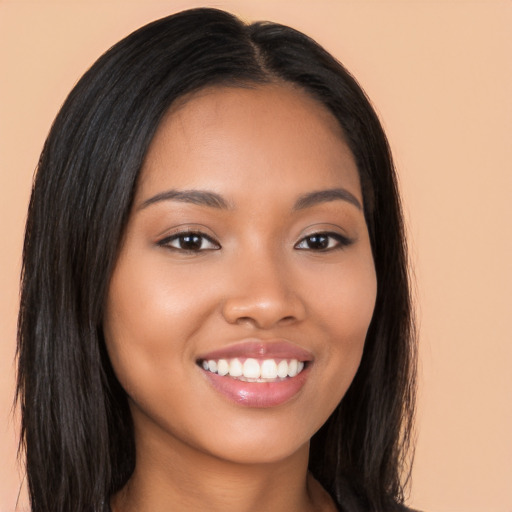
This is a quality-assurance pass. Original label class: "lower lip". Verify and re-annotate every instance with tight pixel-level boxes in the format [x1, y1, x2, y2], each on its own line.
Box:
[201, 366, 310, 408]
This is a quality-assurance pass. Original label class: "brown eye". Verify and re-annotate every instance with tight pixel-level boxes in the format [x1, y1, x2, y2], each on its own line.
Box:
[295, 232, 352, 251]
[158, 232, 220, 252]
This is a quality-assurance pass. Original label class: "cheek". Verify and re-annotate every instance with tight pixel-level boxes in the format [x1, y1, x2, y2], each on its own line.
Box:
[304, 251, 376, 407]
[105, 249, 211, 346]
[102, 263, 208, 446]
[103, 253, 193, 396]
[102, 246, 230, 415]
[309, 249, 377, 343]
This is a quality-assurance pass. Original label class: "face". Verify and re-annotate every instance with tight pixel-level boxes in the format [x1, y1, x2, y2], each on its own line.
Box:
[103, 84, 377, 465]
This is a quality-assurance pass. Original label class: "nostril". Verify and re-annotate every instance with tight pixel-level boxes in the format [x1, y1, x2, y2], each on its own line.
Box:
[221, 293, 306, 329]
[234, 315, 297, 327]
[235, 316, 254, 325]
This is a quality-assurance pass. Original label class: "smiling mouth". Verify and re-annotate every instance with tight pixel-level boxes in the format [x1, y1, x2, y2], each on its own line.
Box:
[198, 357, 306, 382]
[196, 340, 312, 407]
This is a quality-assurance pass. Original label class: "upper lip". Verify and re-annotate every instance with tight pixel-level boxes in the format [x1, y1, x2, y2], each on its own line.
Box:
[197, 339, 314, 362]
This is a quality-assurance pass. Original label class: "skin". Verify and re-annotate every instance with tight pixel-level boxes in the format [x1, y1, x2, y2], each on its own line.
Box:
[104, 83, 377, 512]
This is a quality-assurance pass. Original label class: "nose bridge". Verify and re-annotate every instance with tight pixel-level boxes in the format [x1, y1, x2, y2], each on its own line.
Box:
[221, 243, 305, 328]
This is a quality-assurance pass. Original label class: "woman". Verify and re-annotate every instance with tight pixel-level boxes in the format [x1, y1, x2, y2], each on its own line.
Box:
[16, 7, 416, 512]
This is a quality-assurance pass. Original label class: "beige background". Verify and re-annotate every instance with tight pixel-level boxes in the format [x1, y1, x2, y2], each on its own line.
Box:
[1, 1, 511, 511]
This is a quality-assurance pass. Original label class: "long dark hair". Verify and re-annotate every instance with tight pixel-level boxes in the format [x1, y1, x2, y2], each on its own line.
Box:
[17, 8, 416, 512]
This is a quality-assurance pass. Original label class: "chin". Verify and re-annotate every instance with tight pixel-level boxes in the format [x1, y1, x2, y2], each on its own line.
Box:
[189, 413, 317, 466]
[207, 437, 310, 466]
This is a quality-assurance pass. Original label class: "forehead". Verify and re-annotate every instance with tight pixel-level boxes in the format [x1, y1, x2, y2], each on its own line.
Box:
[137, 83, 361, 204]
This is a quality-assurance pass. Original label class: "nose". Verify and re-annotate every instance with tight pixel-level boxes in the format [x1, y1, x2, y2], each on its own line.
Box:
[221, 252, 307, 330]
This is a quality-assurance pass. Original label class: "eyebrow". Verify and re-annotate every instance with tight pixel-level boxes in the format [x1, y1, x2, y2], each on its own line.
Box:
[293, 188, 362, 211]
[138, 189, 231, 210]
[138, 186, 362, 212]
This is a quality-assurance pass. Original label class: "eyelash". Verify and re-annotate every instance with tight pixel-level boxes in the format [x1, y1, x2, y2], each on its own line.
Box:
[157, 230, 353, 253]
[157, 231, 220, 252]
[294, 232, 353, 251]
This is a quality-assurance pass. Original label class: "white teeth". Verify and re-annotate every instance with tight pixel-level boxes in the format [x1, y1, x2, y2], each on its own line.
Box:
[201, 357, 306, 380]
[228, 358, 243, 377]
[277, 360, 288, 378]
[260, 359, 278, 379]
[243, 358, 261, 379]
[217, 359, 229, 376]
[287, 359, 298, 377]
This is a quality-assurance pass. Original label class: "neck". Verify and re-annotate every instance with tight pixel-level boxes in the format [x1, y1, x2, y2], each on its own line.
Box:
[111, 420, 333, 512]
